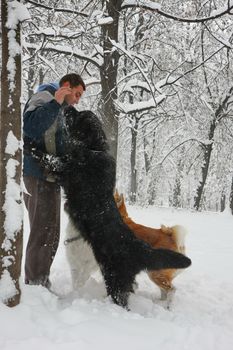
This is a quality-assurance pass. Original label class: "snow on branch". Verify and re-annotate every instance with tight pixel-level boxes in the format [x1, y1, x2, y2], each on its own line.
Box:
[159, 46, 226, 88]
[119, 78, 151, 96]
[85, 77, 101, 87]
[121, 0, 233, 23]
[117, 95, 165, 114]
[26, 0, 89, 17]
[156, 138, 211, 166]
[122, 0, 161, 11]
[97, 17, 114, 26]
[204, 24, 232, 49]
[110, 39, 164, 104]
[25, 43, 102, 68]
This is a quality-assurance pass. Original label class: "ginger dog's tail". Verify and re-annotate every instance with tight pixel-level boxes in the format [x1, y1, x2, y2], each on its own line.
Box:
[161, 225, 187, 254]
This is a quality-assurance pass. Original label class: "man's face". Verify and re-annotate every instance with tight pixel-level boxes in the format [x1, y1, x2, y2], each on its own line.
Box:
[63, 82, 84, 105]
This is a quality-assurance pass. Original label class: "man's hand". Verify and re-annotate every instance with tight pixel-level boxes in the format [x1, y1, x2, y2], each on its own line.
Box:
[55, 87, 72, 105]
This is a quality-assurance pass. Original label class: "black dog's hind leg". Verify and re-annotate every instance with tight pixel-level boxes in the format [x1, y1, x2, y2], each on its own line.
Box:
[103, 270, 135, 310]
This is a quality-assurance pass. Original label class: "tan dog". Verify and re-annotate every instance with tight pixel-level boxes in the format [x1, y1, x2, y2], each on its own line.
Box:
[114, 191, 187, 304]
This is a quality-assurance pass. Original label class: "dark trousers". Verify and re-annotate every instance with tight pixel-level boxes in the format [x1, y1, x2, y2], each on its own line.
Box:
[24, 176, 61, 284]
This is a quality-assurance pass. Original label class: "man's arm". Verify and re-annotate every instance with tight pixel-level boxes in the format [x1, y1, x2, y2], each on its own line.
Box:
[23, 86, 73, 140]
[27, 144, 70, 178]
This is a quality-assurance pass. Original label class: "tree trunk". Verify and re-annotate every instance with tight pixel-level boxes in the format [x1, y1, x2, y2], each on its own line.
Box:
[172, 177, 182, 208]
[220, 192, 226, 212]
[129, 117, 139, 203]
[194, 120, 215, 210]
[99, 0, 122, 160]
[143, 131, 155, 176]
[194, 82, 233, 212]
[27, 51, 36, 98]
[0, 0, 23, 307]
[229, 176, 233, 215]
[172, 153, 185, 208]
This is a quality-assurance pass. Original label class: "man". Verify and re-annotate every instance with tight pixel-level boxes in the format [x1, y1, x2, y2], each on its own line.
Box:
[23, 73, 85, 288]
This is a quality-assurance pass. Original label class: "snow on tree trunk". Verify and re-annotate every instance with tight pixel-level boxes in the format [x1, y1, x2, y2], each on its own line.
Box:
[0, 0, 30, 307]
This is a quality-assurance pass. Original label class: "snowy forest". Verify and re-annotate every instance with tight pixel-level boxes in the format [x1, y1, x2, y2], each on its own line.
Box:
[0, 0, 233, 308]
[20, 0, 233, 212]
[2, 0, 233, 210]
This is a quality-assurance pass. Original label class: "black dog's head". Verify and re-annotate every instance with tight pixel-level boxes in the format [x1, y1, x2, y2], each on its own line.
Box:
[63, 106, 109, 151]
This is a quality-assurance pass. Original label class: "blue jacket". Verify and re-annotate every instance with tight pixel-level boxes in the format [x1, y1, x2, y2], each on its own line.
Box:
[23, 82, 66, 181]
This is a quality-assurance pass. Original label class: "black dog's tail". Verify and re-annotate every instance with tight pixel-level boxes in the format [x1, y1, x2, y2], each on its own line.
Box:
[141, 246, 191, 272]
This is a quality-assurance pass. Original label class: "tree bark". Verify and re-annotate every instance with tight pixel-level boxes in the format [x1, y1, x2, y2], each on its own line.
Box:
[99, 0, 122, 160]
[220, 192, 226, 212]
[194, 83, 233, 211]
[129, 117, 139, 203]
[0, 0, 23, 307]
[172, 177, 182, 208]
[229, 176, 233, 215]
[193, 120, 215, 210]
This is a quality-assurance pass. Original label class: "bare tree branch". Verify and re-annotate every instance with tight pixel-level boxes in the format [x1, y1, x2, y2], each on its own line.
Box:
[160, 45, 225, 87]
[215, 86, 233, 122]
[26, 0, 89, 17]
[121, 1, 233, 23]
[110, 39, 163, 103]
[157, 138, 208, 166]
[204, 23, 232, 49]
[25, 43, 102, 68]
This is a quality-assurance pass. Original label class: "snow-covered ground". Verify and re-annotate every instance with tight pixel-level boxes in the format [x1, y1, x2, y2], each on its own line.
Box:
[1, 205, 233, 350]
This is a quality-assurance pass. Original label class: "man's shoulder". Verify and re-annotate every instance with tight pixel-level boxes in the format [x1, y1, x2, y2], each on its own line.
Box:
[24, 82, 60, 115]
[24, 90, 56, 114]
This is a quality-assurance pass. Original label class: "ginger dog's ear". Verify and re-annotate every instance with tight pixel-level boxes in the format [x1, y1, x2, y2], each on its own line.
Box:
[114, 189, 123, 208]
[117, 194, 124, 208]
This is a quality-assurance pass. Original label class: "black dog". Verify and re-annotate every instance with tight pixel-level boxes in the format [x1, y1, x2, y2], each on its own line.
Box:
[34, 106, 191, 309]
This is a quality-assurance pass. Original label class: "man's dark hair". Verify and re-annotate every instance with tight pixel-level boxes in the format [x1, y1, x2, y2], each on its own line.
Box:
[59, 73, 86, 91]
